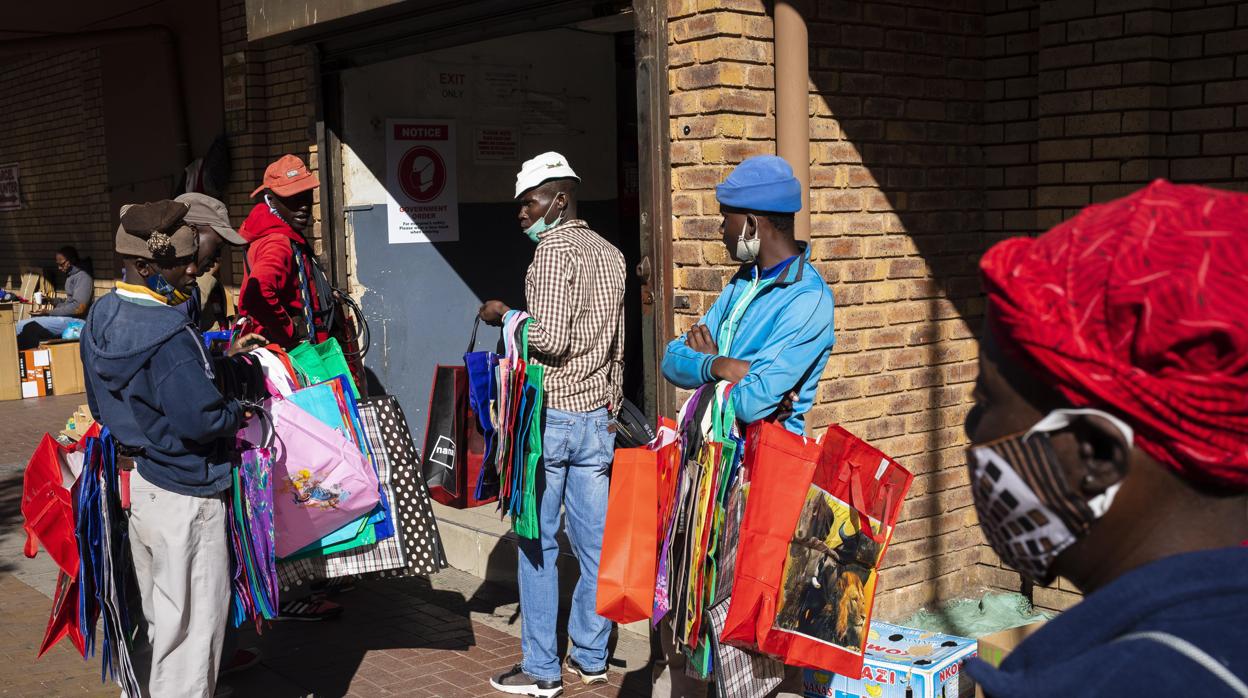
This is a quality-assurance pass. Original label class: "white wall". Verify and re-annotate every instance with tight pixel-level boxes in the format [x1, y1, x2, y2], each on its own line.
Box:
[340, 27, 618, 206]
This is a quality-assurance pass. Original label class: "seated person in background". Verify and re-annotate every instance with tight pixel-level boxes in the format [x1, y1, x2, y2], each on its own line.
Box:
[965, 181, 1248, 697]
[17, 245, 94, 348]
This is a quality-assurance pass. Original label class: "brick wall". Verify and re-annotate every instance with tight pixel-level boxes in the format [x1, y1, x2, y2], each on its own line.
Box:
[0, 3, 320, 298]
[668, 0, 990, 622]
[984, 0, 1248, 613]
[218, 0, 321, 287]
[669, 0, 1248, 620]
[1033, 0, 1248, 232]
[0, 51, 111, 291]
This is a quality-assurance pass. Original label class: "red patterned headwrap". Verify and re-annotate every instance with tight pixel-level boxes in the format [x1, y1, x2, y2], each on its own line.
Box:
[981, 180, 1248, 490]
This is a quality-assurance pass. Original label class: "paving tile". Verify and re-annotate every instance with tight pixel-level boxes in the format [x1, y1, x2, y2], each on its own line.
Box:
[0, 393, 662, 698]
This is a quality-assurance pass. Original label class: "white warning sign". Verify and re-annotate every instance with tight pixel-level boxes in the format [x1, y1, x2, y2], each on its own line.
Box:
[386, 120, 459, 244]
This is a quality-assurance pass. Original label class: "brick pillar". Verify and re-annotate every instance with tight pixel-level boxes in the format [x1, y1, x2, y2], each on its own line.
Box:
[670, 0, 991, 622]
[218, 0, 321, 285]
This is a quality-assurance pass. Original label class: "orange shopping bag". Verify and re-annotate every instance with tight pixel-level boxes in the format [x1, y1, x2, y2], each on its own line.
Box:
[595, 447, 659, 623]
[720, 420, 821, 650]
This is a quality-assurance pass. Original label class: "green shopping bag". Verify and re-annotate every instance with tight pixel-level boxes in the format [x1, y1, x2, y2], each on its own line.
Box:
[513, 322, 544, 540]
[281, 513, 377, 561]
[289, 338, 360, 399]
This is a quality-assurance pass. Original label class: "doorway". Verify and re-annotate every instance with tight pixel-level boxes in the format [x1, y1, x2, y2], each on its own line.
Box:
[330, 20, 647, 446]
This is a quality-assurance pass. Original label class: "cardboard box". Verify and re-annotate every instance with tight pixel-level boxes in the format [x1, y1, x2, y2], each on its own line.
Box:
[976, 622, 1045, 669]
[0, 303, 18, 401]
[40, 340, 84, 395]
[973, 621, 1046, 698]
[803, 621, 978, 698]
[61, 403, 95, 442]
[18, 348, 54, 398]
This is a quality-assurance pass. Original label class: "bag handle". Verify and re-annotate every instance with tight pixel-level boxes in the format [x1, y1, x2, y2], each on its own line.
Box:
[848, 463, 886, 544]
[832, 437, 889, 544]
[237, 403, 275, 452]
[467, 316, 481, 354]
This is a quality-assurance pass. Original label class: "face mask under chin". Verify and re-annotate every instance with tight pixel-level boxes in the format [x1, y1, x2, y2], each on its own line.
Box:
[735, 218, 761, 263]
[523, 193, 564, 243]
[967, 407, 1132, 585]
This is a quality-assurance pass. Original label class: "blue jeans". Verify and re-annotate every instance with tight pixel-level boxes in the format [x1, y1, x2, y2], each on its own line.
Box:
[17, 315, 76, 337]
[518, 407, 615, 681]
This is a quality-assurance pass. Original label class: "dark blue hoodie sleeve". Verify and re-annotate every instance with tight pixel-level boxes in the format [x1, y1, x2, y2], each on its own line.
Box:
[81, 335, 101, 421]
[152, 328, 243, 444]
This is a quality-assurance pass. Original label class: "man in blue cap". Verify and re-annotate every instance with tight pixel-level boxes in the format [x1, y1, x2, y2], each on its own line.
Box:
[654, 155, 835, 696]
[663, 154, 835, 434]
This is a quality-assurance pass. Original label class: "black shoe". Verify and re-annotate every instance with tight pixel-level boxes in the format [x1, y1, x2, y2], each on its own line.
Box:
[564, 656, 608, 685]
[489, 664, 563, 697]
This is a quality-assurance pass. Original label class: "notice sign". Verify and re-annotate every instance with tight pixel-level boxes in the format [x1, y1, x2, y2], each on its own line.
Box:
[474, 126, 518, 164]
[0, 163, 20, 211]
[386, 120, 459, 243]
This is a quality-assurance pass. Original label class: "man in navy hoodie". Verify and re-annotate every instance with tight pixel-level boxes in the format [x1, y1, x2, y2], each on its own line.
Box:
[965, 181, 1248, 697]
[82, 200, 244, 698]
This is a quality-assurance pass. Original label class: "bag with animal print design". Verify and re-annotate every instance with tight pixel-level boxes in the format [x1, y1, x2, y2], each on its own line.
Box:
[760, 424, 913, 677]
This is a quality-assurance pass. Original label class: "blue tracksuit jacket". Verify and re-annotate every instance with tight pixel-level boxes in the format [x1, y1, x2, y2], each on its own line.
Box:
[662, 243, 835, 435]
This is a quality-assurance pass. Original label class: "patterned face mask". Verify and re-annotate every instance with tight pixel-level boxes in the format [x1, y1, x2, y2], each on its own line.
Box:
[145, 269, 192, 305]
[967, 408, 1133, 585]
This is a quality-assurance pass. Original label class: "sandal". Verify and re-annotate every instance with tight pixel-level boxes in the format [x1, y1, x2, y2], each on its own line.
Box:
[275, 597, 343, 622]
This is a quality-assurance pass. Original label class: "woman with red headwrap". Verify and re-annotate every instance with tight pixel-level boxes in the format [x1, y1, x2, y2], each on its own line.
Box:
[963, 180, 1248, 697]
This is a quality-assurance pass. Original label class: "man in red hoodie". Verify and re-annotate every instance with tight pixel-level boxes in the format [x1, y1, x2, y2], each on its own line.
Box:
[237, 154, 344, 623]
[238, 154, 328, 348]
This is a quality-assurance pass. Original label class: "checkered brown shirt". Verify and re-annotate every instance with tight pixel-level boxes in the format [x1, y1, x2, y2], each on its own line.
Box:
[524, 219, 626, 415]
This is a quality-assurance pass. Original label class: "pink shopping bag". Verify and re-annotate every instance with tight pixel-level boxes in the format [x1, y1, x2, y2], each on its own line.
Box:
[246, 398, 381, 558]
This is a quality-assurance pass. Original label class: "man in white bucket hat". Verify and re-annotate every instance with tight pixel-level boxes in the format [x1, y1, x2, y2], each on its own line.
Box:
[481, 152, 627, 696]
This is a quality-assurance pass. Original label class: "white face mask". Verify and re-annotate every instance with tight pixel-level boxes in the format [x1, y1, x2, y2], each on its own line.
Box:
[735, 217, 761, 263]
[967, 408, 1133, 585]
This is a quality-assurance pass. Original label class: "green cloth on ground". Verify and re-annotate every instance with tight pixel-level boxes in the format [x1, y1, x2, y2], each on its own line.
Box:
[902, 591, 1052, 639]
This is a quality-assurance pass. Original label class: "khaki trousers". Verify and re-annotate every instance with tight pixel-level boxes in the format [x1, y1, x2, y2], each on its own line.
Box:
[126, 469, 230, 698]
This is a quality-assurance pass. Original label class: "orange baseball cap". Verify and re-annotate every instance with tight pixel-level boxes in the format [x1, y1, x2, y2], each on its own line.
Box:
[251, 154, 320, 198]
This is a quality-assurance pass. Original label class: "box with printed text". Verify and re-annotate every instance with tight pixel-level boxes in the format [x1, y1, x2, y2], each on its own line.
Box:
[18, 348, 54, 398]
[803, 621, 978, 698]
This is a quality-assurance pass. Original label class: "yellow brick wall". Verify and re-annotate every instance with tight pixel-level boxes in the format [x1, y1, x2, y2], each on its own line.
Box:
[218, 0, 322, 290]
[0, 50, 111, 294]
[668, 0, 989, 623]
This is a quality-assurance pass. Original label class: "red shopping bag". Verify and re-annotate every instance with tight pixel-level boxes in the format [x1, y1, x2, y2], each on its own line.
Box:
[22, 429, 99, 577]
[720, 420, 821, 650]
[421, 365, 496, 508]
[21, 423, 102, 658]
[595, 447, 659, 623]
[761, 424, 914, 676]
